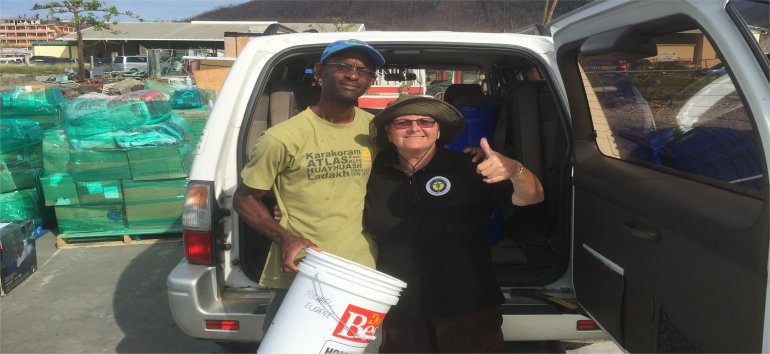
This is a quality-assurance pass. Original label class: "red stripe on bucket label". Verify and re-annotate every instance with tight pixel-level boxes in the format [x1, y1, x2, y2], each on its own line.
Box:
[332, 304, 385, 343]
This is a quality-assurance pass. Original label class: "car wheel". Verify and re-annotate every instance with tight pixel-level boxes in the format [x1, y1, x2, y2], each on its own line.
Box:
[214, 341, 259, 352]
[130, 68, 139, 72]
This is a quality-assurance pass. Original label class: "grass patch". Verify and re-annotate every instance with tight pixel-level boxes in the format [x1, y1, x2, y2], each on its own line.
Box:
[0, 64, 112, 75]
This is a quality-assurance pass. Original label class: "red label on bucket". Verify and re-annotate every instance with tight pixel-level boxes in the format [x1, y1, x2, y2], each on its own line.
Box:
[332, 304, 385, 343]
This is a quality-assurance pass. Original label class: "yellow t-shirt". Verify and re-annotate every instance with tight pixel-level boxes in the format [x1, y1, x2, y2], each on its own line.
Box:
[242, 107, 377, 288]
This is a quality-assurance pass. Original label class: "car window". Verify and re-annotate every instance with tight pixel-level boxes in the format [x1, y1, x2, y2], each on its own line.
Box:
[127, 57, 146, 63]
[580, 27, 765, 194]
[113, 57, 124, 64]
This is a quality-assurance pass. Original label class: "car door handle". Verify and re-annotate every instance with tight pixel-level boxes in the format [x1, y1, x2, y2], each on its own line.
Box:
[624, 221, 662, 241]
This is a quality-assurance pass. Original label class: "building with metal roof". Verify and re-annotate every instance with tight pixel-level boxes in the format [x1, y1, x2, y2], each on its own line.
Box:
[57, 21, 365, 57]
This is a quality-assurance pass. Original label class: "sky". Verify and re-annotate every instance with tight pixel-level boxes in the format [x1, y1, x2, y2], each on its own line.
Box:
[0, 0, 250, 22]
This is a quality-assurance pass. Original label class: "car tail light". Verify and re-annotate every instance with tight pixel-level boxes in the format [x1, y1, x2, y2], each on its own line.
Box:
[185, 230, 214, 264]
[205, 319, 239, 331]
[183, 182, 216, 265]
[184, 183, 211, 230]
[577, 319, 600, 331]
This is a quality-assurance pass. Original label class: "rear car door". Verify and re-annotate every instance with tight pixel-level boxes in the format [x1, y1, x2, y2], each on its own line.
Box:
[550, 0, 770, 352]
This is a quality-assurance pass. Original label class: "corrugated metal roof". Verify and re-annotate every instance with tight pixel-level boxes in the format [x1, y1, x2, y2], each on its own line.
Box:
[59, 21, 364, 42]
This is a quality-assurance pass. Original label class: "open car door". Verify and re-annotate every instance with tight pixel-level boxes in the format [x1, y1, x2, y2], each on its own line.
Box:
[550, 0, 770, 352]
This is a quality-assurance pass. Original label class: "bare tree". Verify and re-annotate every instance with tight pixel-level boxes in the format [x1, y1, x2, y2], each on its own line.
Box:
[32, 0, 143, 81]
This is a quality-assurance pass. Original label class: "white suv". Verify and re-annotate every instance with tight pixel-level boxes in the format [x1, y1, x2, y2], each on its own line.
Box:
[112, 55, 147, 72]
[167, 0, 770, 352]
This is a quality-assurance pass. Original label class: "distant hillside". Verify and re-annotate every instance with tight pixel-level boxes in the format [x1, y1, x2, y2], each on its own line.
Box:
[189, 1, 591, 32]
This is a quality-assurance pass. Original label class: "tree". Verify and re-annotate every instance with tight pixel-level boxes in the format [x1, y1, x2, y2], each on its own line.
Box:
[32, 1, 143, 80]
[330, 17, 354, 32]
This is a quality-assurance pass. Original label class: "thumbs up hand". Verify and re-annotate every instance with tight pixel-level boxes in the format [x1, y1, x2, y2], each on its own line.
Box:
[476, 137, 523, 183]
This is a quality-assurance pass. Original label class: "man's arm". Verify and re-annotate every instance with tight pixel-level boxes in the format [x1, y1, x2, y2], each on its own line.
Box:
[233, 182, 318, 272]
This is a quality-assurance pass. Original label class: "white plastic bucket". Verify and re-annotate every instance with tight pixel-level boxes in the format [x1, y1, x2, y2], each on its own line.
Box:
[257, 249, 407, 354]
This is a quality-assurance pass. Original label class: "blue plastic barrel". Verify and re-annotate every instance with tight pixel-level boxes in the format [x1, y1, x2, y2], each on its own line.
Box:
[445, 105, 499, 151]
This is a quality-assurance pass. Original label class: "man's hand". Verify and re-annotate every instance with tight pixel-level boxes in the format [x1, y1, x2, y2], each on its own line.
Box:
[233, 183, 320, 272]
[476, 137, 520, 183]
[279, 234, 320, 273]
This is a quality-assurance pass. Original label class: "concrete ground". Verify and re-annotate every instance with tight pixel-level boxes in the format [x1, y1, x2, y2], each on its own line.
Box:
[0, 232, 225, 353]
[0, 232, 623, 353]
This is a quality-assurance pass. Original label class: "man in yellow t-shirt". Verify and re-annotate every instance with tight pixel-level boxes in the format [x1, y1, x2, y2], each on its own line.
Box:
[233, 39, 384, 333]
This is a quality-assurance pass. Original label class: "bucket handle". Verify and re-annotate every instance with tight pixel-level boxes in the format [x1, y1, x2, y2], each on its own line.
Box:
[312, 269, 377, 342]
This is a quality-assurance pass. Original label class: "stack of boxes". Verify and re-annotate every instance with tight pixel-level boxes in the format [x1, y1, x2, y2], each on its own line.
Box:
[0, 83, 212, 238]
[40, 89, 195, 235]
[0, 86, 61, 231]
[0, 85, 64, 130]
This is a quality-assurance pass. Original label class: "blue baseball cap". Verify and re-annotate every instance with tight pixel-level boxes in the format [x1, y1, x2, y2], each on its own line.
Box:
[320, 39, 385, 69]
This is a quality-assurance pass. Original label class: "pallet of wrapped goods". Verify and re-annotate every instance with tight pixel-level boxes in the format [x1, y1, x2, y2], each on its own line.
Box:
[46, 176, 185, 246]
[45, 90, 192, 246]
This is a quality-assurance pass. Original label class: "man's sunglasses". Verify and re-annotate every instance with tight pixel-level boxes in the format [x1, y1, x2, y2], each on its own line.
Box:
[324, 62, 377, 78]
[390, 118, 437, 129]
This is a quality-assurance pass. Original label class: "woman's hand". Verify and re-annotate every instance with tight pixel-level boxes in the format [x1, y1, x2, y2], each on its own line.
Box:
[476, 137, 545, 206]
[476, 137, 520, 182]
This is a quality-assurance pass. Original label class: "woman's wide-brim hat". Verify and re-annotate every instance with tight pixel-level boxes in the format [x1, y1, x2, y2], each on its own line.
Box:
[371, 95, 464, 148]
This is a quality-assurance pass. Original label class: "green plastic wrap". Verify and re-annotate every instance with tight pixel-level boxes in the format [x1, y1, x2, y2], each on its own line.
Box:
[1, 143, 42, 167]
[171, 89, 204, 109]
[0, 85, 64, 117]
[63, 90, 171, 139]
[42, 129, 71, 175]
[66, 110, 190, 150]
[68, 148, 133, 182]
[0, 188, 43, 227]
[173, 109, 209, 148]
[0, 119, 43, 154]
[62, 97, 110, 121]
[39, 173, 79, 206]
[54, 202, 126, 233]
[114, 112, 190, 148]
[123, 178, 187, 230]
[143, 80, 186, 97]
[0, 162, 41, 194]
[126, 141, 193, 180]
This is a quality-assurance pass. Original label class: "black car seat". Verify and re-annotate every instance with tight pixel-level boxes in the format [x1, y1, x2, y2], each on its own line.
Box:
[442, 84, 484, 107]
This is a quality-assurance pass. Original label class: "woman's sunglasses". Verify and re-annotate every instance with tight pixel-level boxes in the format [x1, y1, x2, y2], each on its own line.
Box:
[390, 118, 437, 129]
